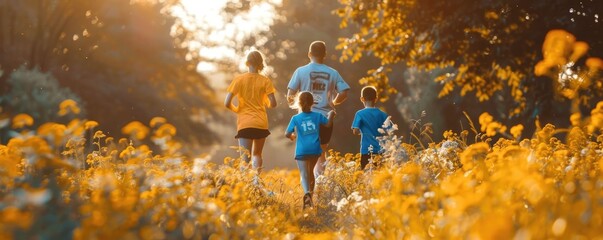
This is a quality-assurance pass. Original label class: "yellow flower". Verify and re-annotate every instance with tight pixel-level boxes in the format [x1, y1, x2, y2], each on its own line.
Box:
[510, 124, 524, 139]
[478, 112, 493, 132]
[122, 121, 149, 140]
[485, 122, 506, 137]
[154, 123, 177, 138]
[149, 117, 167, 128]
[58, 99, 81, 116]
[12, 113, 34, 128]
[93, 130, 106, 139]
[484, 11, 499, 20]
[586, 57, 603, 71]
[37, 122, 67, 146]
[443, 130, 454, 139]
[535, 29, 575, 77]
[569, 41, 589, 62]
[569, 113, 581, 126]
[84, 121, 99, 130]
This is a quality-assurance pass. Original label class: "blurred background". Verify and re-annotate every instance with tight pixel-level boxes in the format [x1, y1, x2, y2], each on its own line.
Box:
[0, 0, 601, 169]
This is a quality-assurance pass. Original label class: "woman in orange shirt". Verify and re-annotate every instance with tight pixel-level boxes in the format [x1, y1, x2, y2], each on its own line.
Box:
[224, 50, 277, 172]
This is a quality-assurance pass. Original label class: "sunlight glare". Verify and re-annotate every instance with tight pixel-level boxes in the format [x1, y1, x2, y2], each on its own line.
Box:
[172, 0, 282, 73]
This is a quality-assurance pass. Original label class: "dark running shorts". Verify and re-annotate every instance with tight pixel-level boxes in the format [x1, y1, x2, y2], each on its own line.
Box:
[235, 128, 270, 139]
[319, 124, 333, 145]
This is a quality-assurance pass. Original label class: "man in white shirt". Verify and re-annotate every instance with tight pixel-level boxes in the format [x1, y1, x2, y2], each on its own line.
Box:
[287, 41, 350, 176]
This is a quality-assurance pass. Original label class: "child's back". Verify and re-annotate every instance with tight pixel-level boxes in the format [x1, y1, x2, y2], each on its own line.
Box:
[351, 86, 388, 169]
[287, 111, 327, 160]
[352, 107, 388, 155]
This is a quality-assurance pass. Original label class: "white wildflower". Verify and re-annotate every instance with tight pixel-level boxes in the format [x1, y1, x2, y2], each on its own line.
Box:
[284, 233, 296, 240]
[315, 175, 326, 184]
[192, 157, 209, 174]
[336, 197, 349, 212]
[423, 191, 435, 198]
[580, 148, 589, 157]
[345, 161, 356, 168]
[349, 191, 363, 202]
[207, 202, 218, 212]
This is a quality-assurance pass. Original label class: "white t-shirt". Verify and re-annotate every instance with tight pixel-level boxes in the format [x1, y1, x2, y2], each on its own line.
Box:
[287, 62, 350, 116]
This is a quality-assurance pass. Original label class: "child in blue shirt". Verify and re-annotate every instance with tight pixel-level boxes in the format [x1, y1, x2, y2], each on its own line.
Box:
[286, 91, 335, 209]
[351, 86, 389, 170]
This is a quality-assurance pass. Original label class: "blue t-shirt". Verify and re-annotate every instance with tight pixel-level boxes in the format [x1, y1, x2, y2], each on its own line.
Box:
[286, 111, 328, 160]
[351, 108, 388, 155]
[287, 62, 350, 116]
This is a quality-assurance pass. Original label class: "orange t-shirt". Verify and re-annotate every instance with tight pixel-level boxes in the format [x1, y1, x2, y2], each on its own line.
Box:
[226, 73, 276, 131]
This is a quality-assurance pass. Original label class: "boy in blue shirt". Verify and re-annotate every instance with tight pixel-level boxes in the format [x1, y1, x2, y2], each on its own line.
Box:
[351, 86, 389, 170]
[286, 91, 335, 209]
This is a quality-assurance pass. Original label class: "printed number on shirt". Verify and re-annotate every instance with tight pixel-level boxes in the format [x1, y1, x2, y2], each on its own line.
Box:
[310, 72, 329, 92]
[300, 120, 317, 135]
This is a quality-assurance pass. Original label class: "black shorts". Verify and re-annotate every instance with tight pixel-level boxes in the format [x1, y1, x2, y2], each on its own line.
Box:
[235, 128, 270, 139]
[361, 154, 382, 169]
[319, 124, 333, 145]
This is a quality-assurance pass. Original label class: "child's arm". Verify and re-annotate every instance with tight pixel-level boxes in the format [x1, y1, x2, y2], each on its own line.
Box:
[325, 110, 336, 128]
[351, 111, 361, 135]
[285, 132, 296, 141]
[224, 93, 238, 113]
[285, 118, 296, 141]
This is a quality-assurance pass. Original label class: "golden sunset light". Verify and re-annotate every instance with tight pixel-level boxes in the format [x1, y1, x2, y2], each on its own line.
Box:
[0, 0, 601, 239]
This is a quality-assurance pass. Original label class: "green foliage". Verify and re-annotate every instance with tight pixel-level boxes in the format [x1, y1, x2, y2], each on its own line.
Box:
[2, 66, 84, 124]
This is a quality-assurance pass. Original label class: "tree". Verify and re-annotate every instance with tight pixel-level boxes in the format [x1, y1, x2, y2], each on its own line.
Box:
[336, 0, 602, 124]
[0, 0, 219, 145]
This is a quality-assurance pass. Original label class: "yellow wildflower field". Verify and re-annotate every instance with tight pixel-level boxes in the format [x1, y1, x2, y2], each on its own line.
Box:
[1, 100, 603, 239]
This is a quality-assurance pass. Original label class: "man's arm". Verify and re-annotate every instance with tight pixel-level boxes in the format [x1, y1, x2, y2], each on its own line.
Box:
[286, 88, 298, 106]
[332, 89, 349, 106]
[352, 128, 360, 135]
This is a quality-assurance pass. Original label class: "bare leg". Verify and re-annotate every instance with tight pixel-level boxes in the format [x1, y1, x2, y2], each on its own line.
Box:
[313, 144, 328, 176]
[251, 138, 266, 173]
[306, 157, 318, 193]
[297, 156, 318, 194]
[238, 138, 252, 164]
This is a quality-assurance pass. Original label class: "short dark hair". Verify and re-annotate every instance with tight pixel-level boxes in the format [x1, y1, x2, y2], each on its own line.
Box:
[309, 41, 326, 58]
[361, 86, 378, 102]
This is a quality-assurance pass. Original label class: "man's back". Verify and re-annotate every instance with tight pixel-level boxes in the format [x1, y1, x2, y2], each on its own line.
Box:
[288, 62, 350, 116]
